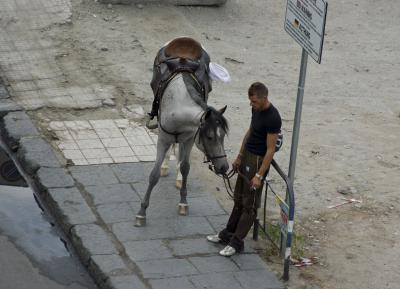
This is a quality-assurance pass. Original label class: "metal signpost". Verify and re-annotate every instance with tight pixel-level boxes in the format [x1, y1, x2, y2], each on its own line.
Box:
[282, 0, 328, 280]
[285, 0, 328, 181]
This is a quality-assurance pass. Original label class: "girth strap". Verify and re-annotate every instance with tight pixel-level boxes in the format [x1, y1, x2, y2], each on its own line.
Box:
[159, 121, 181, 143]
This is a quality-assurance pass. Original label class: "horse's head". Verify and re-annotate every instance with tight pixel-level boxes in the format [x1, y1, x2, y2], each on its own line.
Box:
[195, 106, 229, 175]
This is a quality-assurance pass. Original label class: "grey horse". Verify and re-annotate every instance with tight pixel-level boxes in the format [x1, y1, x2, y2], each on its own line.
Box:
[135, 72, 229, 226]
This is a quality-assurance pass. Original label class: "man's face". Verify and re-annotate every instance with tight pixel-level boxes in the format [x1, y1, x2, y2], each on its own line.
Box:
[249, 94, 266, 111]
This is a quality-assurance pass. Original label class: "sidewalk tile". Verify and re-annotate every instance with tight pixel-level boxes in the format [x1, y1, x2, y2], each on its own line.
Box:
[124, 240, 173, 261]
[190, 272, 242, 289]
[56, 140, 78, 150]
[102, 137, 129, 148]
[97, 202, 136, 224]
[95, 128, 124, 138]
[189, 256, 239, 274]
[149, 277, 196, 289]
[136, 258, 198, 278]
[106, 275, 147, 289]
[73, 159, 89, 165]
[110, 162, 154, 183]
[87, 157, 113, 165]
[82, 150, 110, 163]
[186, 195, 226, 216]
[169, 238, 221, 256]
[231, 253, 270, 271]
[69, 165, 119, 185]
[107, 146, 135, 158]
[112, 156, 139, 163]
[70, 129, 98, 140]
[206, 215, 229, 232]
[77, 139, 104, 150]
[63, 149, 85, 160]
[85, 184, 140, 204]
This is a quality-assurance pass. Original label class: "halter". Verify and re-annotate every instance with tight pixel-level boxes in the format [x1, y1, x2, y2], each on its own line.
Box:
[194, 109, 227, 173]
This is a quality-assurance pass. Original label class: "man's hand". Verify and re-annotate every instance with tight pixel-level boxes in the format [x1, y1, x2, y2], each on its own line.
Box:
[232, 155, 242, 172]
[250, 176, 262, 190]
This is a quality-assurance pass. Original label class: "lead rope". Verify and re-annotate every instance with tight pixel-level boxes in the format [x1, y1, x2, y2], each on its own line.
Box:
[218, 169, 252, 200]
[219, 155, 263, 203]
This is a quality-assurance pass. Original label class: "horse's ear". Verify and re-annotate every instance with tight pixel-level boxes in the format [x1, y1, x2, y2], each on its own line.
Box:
[204, 108, 212, 119]
[218, 105, 227, 115]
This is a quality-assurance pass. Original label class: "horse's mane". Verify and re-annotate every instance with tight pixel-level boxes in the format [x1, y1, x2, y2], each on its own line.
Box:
[182, 72, 208, 109]
[204, 106, 229, 134]
[181, 72, 229, 133]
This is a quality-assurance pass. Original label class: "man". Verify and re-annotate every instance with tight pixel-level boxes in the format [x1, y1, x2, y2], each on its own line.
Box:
[207, 82, 282, 256]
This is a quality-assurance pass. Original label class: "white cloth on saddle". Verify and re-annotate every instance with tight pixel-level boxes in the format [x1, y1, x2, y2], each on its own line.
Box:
[209, 62, 231, 83]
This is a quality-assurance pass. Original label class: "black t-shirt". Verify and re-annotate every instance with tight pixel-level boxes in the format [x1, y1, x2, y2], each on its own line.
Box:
[245, 104, 282, 156]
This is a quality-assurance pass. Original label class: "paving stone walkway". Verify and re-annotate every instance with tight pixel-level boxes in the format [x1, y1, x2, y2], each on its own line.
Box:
[63, 161, 285, 289]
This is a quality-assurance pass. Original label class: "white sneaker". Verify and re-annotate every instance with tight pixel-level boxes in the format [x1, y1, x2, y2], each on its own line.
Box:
[206, 234, 221, 243]
[219, 245, 236, 257]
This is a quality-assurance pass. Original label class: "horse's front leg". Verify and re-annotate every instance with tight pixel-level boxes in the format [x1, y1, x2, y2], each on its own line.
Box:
[161, 144, 183, 188]
[178, 140, 194, 216]
[135, 140, 171, 227]
[175, 144, 183, 189]
[160, 146, 171, 177]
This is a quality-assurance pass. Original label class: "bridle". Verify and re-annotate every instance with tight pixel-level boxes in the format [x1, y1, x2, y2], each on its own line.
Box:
[193, 110, 254, 200]
[194, 109, 227, 173]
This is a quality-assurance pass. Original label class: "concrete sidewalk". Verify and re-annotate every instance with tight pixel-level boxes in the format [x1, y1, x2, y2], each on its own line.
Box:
[0, 107, 285, 289]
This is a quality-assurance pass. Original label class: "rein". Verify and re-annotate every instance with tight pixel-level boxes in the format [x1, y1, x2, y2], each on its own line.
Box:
[213, 168, 252, 200]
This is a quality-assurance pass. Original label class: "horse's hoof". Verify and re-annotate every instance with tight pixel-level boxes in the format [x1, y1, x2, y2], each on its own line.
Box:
[134, 215, 146, 227]
[160, 167, 169, 177]
[176, 180, 182, 189]
[178, 203, 189, 216]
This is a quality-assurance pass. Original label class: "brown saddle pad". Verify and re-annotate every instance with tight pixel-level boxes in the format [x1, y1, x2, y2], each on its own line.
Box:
[165, 37, 203, 60]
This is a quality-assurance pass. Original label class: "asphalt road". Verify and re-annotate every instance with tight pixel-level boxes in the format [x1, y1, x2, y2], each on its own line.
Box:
[0, 185, 97, 289]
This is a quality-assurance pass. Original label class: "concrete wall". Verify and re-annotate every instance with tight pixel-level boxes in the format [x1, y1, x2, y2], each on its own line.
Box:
[99, 0, 227, 6]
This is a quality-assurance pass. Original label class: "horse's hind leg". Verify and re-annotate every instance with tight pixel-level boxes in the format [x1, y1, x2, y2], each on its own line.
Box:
[178, 140, 194, 216]
[135, 141, 171, 227]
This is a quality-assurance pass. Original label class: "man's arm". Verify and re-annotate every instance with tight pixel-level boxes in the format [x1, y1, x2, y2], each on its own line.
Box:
[250, 133, 278, 188]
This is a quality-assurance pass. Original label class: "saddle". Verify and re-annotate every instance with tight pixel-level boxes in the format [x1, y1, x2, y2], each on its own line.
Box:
[150, 37, 212, 117]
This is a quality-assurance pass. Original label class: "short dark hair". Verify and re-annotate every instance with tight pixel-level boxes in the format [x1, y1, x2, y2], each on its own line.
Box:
[248, 82, 268, 97]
